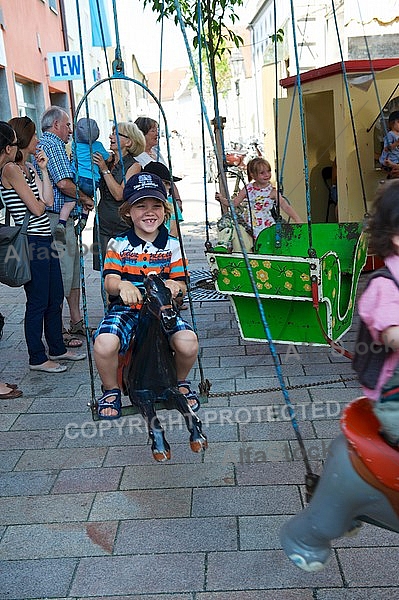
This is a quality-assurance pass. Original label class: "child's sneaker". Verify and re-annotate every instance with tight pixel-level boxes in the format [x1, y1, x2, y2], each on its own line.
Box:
[54, 222, 66, 244]
[75, 216, 88, 237]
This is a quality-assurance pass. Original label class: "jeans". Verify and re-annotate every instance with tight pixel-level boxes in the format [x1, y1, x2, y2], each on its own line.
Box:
[24, 236, 66, 365]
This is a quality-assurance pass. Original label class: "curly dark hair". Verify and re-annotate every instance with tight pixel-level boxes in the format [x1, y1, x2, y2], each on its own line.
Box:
[367, 180, 399, 257]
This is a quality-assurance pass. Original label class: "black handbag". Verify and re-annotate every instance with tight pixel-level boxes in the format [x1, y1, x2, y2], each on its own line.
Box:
[0, 210, 31, 287]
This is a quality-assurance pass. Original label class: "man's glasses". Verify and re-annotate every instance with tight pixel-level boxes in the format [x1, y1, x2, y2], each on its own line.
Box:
[9, 141, 18, 147]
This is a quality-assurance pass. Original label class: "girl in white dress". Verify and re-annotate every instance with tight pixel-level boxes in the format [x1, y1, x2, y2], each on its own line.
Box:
[216, 157, 302, 241]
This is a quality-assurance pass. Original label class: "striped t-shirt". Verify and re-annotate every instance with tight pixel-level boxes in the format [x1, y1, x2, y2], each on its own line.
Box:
[104, 224, 188, 309]
[0, 166, 51, 236]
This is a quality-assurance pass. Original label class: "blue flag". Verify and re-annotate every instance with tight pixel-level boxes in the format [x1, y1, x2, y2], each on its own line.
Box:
[89, 0, 113, 47]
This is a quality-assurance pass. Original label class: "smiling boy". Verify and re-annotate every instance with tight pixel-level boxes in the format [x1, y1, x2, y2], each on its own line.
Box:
[93, 172, 199, 419]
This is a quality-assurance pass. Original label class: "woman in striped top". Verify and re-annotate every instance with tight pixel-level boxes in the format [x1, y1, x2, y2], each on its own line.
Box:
[0, 116, 85, 372]
[0, 121, 24, 398]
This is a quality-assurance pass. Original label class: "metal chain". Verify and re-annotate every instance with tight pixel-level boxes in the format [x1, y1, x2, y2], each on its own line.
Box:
[208, 375, 358, 398]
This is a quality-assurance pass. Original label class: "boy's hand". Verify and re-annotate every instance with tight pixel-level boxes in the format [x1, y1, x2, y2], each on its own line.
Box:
[165, 280, 184, 299]
[119, 282, 142, 306]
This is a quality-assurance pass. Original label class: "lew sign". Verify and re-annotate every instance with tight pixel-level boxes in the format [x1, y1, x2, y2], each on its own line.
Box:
[48, 52, 82, 81]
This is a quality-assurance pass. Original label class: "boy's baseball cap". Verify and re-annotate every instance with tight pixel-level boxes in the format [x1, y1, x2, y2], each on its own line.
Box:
[123, 172, 168, 205]
[144, 161, 182, 182]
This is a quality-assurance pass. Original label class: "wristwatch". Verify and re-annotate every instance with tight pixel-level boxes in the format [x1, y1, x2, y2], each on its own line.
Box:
[102, 169, 111, 175]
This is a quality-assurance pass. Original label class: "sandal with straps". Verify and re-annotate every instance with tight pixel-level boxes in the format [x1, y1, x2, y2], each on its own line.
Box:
[178, 379, 200, 412]
[97, 388, 122, 420]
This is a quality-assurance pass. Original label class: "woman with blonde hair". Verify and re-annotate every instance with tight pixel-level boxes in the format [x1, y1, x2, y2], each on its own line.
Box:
[92, 122, 145, 270]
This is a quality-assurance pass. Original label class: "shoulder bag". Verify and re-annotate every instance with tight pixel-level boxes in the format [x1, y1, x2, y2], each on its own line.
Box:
[0, 210, 31, 287]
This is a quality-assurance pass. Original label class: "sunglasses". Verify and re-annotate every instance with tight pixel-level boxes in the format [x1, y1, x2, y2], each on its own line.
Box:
[9, 141, 18, 147]
[112, 130, 129, 139]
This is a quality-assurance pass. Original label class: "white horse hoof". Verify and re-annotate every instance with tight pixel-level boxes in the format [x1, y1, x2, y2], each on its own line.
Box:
[288, 553, 326, 572]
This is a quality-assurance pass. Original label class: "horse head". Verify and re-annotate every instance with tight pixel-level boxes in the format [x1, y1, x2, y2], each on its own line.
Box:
[143, 272, 177, 331]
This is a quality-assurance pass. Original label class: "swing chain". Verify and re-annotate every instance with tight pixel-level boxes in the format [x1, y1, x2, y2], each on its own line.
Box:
[208, 375, 358, 398]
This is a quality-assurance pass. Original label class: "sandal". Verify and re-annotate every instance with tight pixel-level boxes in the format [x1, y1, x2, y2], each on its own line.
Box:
[0, 385, 23, 399]
[69, 319, 94, 337]
[63, 332, 83, 348]
[97, 388, 122, 420]
[178, 379, 200, 412]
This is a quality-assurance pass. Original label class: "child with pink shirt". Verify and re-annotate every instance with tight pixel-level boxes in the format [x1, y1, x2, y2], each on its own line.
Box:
[356, 180, 399, 444]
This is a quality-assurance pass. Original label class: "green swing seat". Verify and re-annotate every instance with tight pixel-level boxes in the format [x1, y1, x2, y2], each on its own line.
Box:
[206, 222, 368, 346]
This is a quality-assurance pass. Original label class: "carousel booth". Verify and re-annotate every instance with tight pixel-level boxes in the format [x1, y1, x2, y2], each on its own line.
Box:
[279, 58, 399, 224]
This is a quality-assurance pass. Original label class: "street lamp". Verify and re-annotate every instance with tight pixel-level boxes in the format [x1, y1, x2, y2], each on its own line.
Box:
[230, 49, 244, 141]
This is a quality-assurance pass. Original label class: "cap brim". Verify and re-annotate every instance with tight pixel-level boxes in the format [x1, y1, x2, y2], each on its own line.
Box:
[127, 191, 168, 205]
[172, 175, 182, 182]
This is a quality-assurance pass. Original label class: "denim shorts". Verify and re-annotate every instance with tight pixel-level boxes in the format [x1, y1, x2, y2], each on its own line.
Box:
[92, 305, 193, 354]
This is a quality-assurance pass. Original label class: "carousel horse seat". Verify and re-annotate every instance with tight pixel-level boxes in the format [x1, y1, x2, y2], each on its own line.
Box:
[341, 397, 399, 515]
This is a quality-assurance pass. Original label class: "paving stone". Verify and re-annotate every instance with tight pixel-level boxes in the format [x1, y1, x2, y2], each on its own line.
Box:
[316, 589, 399, 599]
[239, 420, 315, 442]
[12, 411, 91, 431]
[0, 521, 118, 559]
[0, 396, 33, 413]
[115, 516, 237, 554]
[332, 520, 399, 548]
[337, 547, 399, 586]
[0, 413, 18, 429]
[206, 549, 342, 590]
[70, 554, 204, 595]
[52, 466, 123, 494]
[15, 447, 108, 471]
[0, 429, 62, 450]
[58, 416, 150, 448]
[104, 443, 204, 466]
[239, 515, 290, 550]
[0, 470, 57, 496]
[0, 449, 23, 472]
[0, 557, 77, 599]
[197, 592, 313, 599]
[202, 440, 291, 465]
[0, 493, 94, 525]
[76, 596, 192, 600]
[120, 462, 234, 490]
[89, 489, 192, 521]
[192, 485, 301, 517]
[236, 460, 313, 486]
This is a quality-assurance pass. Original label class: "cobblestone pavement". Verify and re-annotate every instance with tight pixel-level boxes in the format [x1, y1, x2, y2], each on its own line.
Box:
[0, 217, 398, 600]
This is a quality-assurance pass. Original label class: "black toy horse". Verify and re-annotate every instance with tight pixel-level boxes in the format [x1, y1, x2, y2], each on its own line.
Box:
[122, 273, 208, 462]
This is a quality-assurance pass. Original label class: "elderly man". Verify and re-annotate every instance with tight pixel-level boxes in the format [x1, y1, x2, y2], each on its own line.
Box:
[38, 106, 94, 341]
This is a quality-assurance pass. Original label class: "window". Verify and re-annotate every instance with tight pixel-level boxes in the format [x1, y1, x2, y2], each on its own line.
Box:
[15, 80, 40, 132]
[49, 0, 57, 12]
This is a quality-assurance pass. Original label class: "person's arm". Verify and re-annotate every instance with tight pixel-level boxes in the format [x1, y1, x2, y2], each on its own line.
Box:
[215, 188, 247, 210]
[2, 163, 45, 216]
[104, 273, 143, 305]
[278, 193, 302, 223]
[27, 150, 54, 207]
[56, 178, 94, 210]
[95, 156, 141, 202]
[382, 326, 399, 350]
